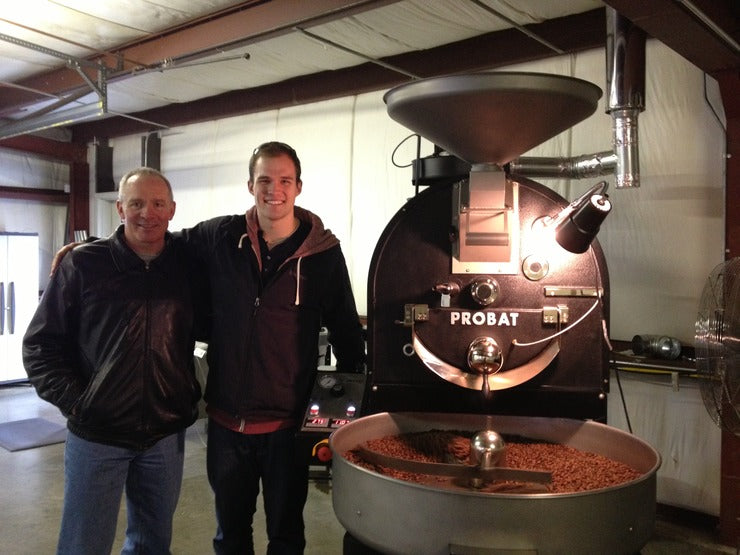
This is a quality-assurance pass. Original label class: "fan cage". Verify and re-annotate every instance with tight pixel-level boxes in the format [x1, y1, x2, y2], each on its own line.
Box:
[695, 258, 740, 435]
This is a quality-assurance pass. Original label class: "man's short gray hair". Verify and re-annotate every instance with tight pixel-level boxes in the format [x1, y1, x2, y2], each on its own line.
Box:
[118, 167, 173, 202]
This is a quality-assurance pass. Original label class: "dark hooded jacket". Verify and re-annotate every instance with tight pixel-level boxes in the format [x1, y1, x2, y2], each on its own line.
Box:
[178, 206, 365, 428]
[22, 226, 202, 450]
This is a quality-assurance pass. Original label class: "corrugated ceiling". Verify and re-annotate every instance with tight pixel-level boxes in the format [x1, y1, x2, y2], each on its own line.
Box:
[0, 0, 737, 139]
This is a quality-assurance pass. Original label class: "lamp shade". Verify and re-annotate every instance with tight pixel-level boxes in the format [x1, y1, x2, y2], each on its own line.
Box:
[555, 194, 611, 253]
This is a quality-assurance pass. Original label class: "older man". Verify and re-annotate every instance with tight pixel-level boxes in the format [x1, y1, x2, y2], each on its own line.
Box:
[23, 167, 203, 555]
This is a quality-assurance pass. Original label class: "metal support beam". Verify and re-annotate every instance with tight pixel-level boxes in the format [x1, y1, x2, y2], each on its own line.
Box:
[0, 0, 402, 114]
[0, 32, 110, 139]
[71, 8, 606, 141]
[0, 186, 69, 204]
[0, 135, 87, 162]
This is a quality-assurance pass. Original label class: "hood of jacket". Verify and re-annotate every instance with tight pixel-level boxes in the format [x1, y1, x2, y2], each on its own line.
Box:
[242, 205, 339, 271]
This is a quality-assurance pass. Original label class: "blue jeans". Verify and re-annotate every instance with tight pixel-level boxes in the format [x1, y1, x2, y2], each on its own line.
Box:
[57, 430, 185, 555]
[207, 423, 309, 555]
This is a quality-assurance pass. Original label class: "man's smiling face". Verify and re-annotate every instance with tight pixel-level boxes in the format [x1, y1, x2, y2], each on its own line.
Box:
[116, 174, 175, 255]
[248, 153, 302, 225]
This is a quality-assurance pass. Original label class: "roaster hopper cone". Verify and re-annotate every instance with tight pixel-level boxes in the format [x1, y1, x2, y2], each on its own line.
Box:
[384, 72, 602, 165]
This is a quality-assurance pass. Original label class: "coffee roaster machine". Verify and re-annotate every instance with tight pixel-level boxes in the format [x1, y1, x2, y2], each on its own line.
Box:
[323, 11, 661, 555]
[362, 72, 613, 422]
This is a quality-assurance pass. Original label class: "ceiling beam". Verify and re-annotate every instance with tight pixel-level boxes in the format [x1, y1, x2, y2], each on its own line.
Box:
[0, 134, 87, 163]
[0, 0, 402, 114]
[0, 185, 69, 204]
[72, 8, 606, 142]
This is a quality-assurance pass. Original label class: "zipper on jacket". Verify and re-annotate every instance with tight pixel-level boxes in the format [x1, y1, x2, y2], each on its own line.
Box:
[143, 267, 152, 433]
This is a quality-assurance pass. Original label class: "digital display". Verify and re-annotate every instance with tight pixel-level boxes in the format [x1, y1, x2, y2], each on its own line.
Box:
[331, 419, 351, 428]
[305, 417, 329, 428]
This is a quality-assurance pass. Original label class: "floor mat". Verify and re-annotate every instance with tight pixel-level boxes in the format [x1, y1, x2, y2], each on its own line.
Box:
[0, 417, 67, 452]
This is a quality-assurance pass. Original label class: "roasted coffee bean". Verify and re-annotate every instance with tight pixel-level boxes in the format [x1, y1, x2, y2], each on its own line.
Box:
[347, 430, 642, 493]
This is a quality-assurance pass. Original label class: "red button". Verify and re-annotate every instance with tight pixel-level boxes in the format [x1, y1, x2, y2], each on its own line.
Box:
[315, 444, 332, 462]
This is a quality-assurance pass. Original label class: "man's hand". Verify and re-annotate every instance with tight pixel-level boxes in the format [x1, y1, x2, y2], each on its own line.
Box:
[49, 242, 82, 276]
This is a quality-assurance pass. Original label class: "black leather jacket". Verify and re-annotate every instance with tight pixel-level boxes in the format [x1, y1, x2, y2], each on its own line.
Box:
[22, 226, 202, 450]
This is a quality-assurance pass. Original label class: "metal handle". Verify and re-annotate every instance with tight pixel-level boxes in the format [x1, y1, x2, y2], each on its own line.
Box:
[411, 326, 559, 392]
[8, 281, 15, 334]
[0, 282, 4, 335]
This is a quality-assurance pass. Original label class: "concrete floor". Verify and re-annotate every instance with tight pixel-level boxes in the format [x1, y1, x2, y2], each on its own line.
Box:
[0, 383, 735, 555]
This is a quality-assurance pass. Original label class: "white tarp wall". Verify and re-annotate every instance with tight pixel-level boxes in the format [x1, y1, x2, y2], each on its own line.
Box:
[88, 40, 722, 515]
[0, 148, 69, 291]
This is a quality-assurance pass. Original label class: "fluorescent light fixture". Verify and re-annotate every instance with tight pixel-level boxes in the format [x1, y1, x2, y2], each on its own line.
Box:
[0, 101, 106, 140]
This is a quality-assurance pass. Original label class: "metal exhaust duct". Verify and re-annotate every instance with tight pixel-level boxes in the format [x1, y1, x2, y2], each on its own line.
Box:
[507, 9, 646, 186]
[606, 8, 646, 189]
[508, 151, 618, 179]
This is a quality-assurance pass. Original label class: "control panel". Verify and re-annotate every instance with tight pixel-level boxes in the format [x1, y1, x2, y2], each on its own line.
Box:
[301, 370, 366, 432]
[298, 370, 367, 467]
